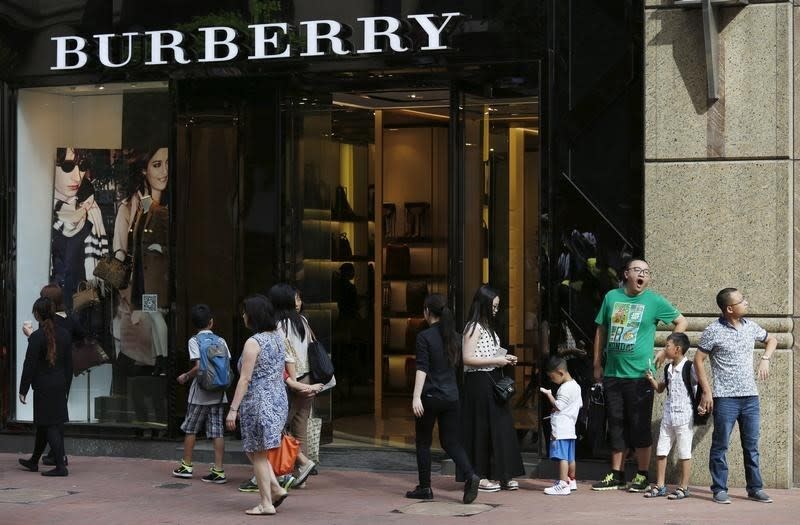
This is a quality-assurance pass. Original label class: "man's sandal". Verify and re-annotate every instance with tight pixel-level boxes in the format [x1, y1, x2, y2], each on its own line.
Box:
[667, 487, 689, 500]
[643, 485, 667, 498]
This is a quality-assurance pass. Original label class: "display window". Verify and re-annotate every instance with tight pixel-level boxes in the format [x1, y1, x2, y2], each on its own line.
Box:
[15, 82, 171, 427]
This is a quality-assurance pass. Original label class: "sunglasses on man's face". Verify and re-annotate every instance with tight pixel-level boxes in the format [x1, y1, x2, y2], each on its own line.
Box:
[57, 158, 89, 173]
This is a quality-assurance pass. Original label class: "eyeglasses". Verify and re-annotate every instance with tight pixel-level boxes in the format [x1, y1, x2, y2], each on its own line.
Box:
[627, 267, 652, 277]
[728, 297, 747, 307]
[57, 158, 89, 173]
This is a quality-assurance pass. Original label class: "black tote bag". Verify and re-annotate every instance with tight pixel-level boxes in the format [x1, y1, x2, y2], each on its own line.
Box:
[306, 322, 335, 384]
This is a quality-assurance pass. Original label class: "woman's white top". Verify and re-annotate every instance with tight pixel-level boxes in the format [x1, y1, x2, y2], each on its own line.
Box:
[464, 323, 499, 372]
[281, 316, 311, 377]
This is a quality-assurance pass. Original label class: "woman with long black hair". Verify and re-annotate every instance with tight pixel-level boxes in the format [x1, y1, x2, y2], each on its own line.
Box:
[458, 285, 524, 492]
[406, 294, 481, 504]
[270, 283, 324, 487]
[18, 297, 72, 476]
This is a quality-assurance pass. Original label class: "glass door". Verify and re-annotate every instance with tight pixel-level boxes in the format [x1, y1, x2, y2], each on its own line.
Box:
[282, 92, 376, 444]
[455, 70, 543, 452]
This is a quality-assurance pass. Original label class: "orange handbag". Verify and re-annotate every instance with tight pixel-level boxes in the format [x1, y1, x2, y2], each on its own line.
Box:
[267, 434, 300, 476]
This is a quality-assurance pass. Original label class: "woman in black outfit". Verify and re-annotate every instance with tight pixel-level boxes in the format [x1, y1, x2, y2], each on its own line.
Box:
[406, 294, 481, 504]
[458, 285, 524, 491]
[18, 297, 73, 476]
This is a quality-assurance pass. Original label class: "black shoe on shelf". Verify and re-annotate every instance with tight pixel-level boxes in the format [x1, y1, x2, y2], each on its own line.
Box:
[41, 467, 68, 477]
[405, 486, 433, 500]
[18, 458, 38, 472]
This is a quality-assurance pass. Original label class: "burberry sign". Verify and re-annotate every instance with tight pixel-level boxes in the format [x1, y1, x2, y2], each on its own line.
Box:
[51, 12, 464, 70]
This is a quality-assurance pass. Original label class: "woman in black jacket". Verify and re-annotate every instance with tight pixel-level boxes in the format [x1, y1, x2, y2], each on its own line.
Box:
[406, 294, 481, 504]
[18, 297, 73, 476]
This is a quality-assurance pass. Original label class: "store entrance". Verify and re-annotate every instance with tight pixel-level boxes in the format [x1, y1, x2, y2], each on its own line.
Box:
[283, 73, 542, 451]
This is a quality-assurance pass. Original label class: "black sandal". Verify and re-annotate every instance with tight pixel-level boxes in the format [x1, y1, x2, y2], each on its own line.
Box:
[667, 487, 689, 500]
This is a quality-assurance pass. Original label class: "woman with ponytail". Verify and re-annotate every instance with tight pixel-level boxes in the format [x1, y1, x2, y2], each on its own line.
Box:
[18, 297, 73, 476]
[406, 294, 481, 504]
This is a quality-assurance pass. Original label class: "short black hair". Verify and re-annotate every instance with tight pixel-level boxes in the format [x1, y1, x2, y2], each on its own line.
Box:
[242, 294, 276, 333]
[545, 356, 568, 373]
[191, 304, 213, 330]
[622, 257, 649, 282]
[716, 288, 738, 311]
[666, 332, 690, 354]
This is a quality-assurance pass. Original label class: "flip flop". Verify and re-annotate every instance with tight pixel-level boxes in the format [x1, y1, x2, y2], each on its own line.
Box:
[245, 504, 276, 515]
[272, 490, 289, 508]
[667, 487, 689, 500]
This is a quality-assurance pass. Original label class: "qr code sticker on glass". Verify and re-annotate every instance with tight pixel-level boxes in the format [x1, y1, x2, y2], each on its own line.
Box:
[142, 294, 158, 312]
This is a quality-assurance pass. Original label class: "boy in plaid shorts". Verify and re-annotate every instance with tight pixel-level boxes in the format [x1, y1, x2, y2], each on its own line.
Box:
[172, 304, 231, 483]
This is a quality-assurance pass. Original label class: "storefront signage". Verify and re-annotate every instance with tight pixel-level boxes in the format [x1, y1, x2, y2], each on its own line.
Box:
[52, 12, 464, 71]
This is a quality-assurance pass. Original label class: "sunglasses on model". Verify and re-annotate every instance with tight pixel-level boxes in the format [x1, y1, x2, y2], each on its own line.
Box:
[57, 158, 89, 173]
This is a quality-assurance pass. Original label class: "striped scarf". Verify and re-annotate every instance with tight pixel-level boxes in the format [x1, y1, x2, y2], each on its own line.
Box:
[53, 196, 109, 280]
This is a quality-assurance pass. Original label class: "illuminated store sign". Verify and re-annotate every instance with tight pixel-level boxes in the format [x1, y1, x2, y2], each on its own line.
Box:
[52, 12, 463, 70]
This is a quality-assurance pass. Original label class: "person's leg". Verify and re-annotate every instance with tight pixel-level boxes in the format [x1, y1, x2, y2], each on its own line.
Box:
[413, 397, 438, 489]
[250, 452, 274, 513]
[738, 396, 763, 494]
[32, 425, 48, 460]
[211, 437, 225, 470]
[568, 461, 576, 480]
[559, 459, 569, 483]
[675, 422, 693, 490]
[288, 376, 313, 462]
[604, 378, 626, 473]
[437, 399, 475, 480]
[631, 378, 655, 472]
[206, 405, 225, 471]
[678, 459, 691, 489]
[41, 424, 66, 474]
[709, 397, 738, 494]
[182, 434, 197, 464]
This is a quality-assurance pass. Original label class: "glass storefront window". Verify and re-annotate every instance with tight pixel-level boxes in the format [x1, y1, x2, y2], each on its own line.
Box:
[15, 82, 171, 427]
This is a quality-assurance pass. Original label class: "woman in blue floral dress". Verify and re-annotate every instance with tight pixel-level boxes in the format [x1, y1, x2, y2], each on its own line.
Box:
[226, 294, 289, 516]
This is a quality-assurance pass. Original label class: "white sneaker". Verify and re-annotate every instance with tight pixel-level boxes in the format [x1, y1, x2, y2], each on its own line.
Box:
[544, 480, 571, 496]
[569, 478, 577, 491]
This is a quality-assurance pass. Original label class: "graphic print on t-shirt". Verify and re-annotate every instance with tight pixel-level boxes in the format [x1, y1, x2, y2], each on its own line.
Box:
[608, 302, 645, 352]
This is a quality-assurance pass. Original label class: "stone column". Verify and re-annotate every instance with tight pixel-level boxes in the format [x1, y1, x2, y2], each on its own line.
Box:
[644, 0, 793, 489]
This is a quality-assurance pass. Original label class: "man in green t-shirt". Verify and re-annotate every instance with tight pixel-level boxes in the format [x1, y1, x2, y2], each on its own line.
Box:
[590, 258, 687, 492]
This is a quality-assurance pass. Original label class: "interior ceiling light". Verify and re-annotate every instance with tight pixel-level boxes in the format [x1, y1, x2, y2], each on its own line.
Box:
[97, 85, 105, 90]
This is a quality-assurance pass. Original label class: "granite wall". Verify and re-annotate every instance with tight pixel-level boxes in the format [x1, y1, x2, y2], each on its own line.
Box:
[644, 0, 795, 489]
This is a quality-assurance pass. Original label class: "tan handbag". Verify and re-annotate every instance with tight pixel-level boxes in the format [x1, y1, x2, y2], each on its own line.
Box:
[93, 249, 129, 289]
[72, 281, 100, 312]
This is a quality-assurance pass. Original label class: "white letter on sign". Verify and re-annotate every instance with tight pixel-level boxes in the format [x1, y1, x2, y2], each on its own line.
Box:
[144, 30, 191, 65]
[357, 16, 408, 54]
[248, 23, 291, 59]
[300, 20, 350, 57]
[407, 12, 463, 50]
[95, 33, 138, 68]
[198, 27, 239, 62]
[51, 36, 88, 70]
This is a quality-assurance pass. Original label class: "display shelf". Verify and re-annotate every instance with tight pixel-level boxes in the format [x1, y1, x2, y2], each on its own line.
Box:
[382, 312, 425, 319]
[384, 236, 445, 246]
[383, 273, 447, 281]
[305, 255, 373, 263]
[303, 209, 373, 224]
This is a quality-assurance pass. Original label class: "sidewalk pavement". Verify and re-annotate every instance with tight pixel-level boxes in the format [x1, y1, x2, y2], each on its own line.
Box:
[0, 453, 797, 525]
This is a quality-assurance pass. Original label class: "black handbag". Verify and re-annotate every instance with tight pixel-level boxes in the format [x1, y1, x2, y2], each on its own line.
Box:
[306, 324, 335, 384]
[490, 371, 516, 402]
[385, 243, 410, 277]
[405, 280, 428, 315]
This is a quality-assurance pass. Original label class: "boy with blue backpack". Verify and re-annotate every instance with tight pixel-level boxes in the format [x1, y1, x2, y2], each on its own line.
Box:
[173, 304, 233, 483]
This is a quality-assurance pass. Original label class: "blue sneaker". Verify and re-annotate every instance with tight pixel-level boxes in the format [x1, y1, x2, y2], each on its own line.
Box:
[713, 491, 731, 504]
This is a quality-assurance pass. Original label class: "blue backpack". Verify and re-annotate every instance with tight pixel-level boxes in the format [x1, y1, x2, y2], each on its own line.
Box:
[195, 332, 233, 392]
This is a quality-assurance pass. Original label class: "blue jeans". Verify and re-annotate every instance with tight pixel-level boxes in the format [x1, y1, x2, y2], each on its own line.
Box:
[709, 396, 762, 494]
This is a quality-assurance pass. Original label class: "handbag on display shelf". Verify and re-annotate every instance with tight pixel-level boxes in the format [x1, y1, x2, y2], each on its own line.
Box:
[404, 318, 428, 352]
[306, 406, 322, 463]
[404, 202, 430, 239]
[72, 281, 100, 312]
[332, 186, 356, 220]
[382, 203, 397, 238]
[331, 232, 353, 260]
[382, 282, 392, 310]
[384, 243, 410, 277]
[93, 249, 130, 289]
[72, 338, 110, 376]
[405, 281, 428, 315]
[267, 433, 300, 476]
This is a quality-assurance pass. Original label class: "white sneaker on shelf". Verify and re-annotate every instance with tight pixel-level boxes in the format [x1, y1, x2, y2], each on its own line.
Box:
[569, 478, 577, 491]
[544, 480, 571, 496]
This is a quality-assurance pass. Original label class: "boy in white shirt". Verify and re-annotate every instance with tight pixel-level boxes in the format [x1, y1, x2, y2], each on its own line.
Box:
[540, 356, 582, 495]
[644, 332, 705, 500]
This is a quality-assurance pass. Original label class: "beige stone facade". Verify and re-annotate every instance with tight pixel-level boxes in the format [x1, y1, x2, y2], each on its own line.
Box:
[644, 1, 795, 488]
